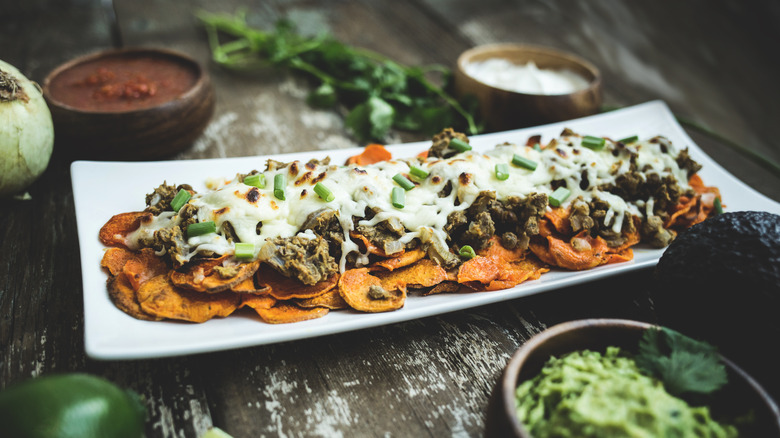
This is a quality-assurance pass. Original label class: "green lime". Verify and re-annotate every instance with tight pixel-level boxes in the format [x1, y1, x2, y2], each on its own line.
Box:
[0, 373, 146, 438]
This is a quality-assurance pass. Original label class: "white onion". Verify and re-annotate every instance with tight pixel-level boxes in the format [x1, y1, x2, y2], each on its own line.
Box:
[0, 59, 54, 197]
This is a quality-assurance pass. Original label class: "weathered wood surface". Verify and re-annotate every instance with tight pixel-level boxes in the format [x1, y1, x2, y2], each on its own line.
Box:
[2, 1, 779, 437]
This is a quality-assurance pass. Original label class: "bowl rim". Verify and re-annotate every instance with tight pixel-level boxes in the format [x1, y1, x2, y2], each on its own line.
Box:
[456, 42, 602, 97]
[499, 318, 780, 437]
[41, 46, 211, 115]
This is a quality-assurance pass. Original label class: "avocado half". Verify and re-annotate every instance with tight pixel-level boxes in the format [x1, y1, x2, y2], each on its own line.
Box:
[652, 210, 780, 397]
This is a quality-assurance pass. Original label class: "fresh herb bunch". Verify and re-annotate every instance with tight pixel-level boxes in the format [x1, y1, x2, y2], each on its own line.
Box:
[197, 10, 481, 142]
[636, 326, 728, 397]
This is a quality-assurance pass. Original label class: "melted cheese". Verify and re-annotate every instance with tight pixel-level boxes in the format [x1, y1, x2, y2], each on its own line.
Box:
[127, 132, 691, 270]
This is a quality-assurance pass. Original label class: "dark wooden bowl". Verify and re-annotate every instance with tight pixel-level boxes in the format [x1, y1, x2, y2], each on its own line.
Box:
[42, 47, 215, 161]
[485, 318, 780, 437]
[454, 43, 602, 132]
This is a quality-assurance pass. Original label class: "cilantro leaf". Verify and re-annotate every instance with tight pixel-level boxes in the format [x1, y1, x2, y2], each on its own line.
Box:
[346, 96, 395, 142]
[636, 327, 728, 397]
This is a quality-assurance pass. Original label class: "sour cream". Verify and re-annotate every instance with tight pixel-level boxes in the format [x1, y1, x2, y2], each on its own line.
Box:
[464, 59, 589, 95]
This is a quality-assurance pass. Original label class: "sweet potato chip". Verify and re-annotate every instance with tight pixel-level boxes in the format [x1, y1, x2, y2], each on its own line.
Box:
[107, 273, 162, 321]
[122, 248, 169, 291]
[240, 294, 276, 311]
[170, 259, 259, 293]
[422, 281, 463, 296]
[338, 268, 405, 313]
[231, 276, 270, 295]
[137, 275, 240, 323]
[457, 256, 499, 284]
[370, 248, 426, 271]
[101, 247, 136, 276]
[99, 211, 153, 247]
[295, 289, 349, 310]
[251, 301, 329, 324]
[257, 265, 338, 300]
[375, 259, 448, 292]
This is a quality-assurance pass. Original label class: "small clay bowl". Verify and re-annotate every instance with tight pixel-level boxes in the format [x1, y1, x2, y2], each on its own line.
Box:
[454, 43, 602, 131]
[42, 47, 215, 161]
[485, 319, 780, 437]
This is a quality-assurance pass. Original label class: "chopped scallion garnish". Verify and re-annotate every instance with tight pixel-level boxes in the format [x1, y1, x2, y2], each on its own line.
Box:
[409, 165, 429, 181]
[393, 173, 415, 191]
[459, 245, 476, 260]
[273, 174, 286, 200]
[187, 221, 216, 237]
[170, 189, 191, 212]
[512, 154, 538, 171]
[549, 187, 571, 207]
[449, 137, 472, 153]
[582, 135, 606, 150]
[234, 242, 255, 260]
[391, 186, 405, 209]
[495, 163, 509, 181]
[714, 197, 723, 214]
[533, 143, 542, 151]
[244, 173, 266, 189]
[314, 182, 335, 202]
[618, 135, 639, 144]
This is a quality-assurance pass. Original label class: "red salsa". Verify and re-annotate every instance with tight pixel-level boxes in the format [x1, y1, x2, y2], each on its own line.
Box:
[47, 52, 199, 112]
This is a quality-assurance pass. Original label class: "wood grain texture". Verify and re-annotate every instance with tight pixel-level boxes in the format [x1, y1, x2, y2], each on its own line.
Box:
[2, 1, 779, 437]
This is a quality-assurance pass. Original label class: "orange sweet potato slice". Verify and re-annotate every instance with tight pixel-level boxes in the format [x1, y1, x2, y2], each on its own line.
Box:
[295, 288, 349, 310]
[345, 144, 392, 165]
[529, 230, 611, 271]
[137, 275, 240, 323]
[99, 211, 153, 247]
[122, 248, 169, 291]
[107, 273, 162, 321]
[422, 281, 463, 296]
[170, 258, 259, 294]
[240, 294, 276, 311]
[457, 256, 500, 284]
[251, 301, 329, 324]
[257, 265, 339, 300]
[231, 276, 270, 295]
[370, 248, 426, 271]
[338, 268, 405, 313]
[375, 259, 448, 292]
[101, 247, 136, 276]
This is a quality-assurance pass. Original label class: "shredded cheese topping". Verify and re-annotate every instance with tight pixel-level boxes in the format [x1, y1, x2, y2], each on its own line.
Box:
[127, 131, 690, 271]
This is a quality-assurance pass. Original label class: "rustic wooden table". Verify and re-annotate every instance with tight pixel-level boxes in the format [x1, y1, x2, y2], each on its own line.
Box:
[3, 1, 780, 437]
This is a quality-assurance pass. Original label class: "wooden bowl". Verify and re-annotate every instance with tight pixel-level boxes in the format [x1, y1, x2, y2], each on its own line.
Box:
[484, 319, 780, 437]
[454, 44, 602, 131]
[42, 47, 215, 161]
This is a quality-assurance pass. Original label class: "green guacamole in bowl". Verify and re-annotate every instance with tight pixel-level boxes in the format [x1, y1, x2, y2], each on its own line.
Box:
[515, 347, 737, 437]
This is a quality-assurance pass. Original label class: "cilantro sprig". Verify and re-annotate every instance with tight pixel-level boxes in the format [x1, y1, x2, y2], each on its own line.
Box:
[197, 10, 481, 142]
[636, 327, 728, 397]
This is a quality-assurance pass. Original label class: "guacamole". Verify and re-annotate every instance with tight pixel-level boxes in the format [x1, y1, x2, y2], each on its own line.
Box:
[515, 347, 738, 437]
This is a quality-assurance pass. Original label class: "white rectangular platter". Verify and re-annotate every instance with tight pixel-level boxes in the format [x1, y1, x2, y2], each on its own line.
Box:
[72, 100, 780, 360]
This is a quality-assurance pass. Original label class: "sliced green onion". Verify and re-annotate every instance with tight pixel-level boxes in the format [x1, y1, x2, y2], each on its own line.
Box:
[714, 197, 723, 215]
[391, 186, 405, 209]
[314, 182, 335, 202]
[582, 135, 606, 150]
[244, 173, 266, 188]
[618, 135, 638, 144]
[495, 163, 510, 181]
[512, 154, 538, 171]
[533, 143, 542, 151]
[234, 242, 255, 260]
[449, 137, 472, 153]
[273, 174, 286, 200]
[170, 189, 191, 212]
[548, 187, 571, 207]
[409, 165, 429, 181]
[459, 245, 476, 260]
[393, 173, 415, 191]
[187, 221, 216, 237]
